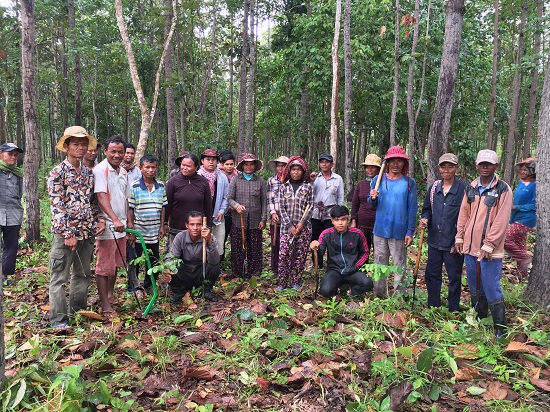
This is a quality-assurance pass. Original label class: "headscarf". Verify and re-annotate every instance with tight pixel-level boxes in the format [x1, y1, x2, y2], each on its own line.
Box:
[281, 156, 311, 184]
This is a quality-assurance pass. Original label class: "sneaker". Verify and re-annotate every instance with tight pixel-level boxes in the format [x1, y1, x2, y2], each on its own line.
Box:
[204, 290, 217, 302]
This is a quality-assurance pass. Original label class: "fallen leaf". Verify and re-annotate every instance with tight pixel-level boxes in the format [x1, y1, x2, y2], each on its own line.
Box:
[482, 381, 507, 400]
[77, 310, 103, 321]
[40, 305, 50, 311]
[530, 378, 550, 392]
[256, 377, 270, 390]
[466, 386, 486, 396]
[183, 366, 218, 381]
[380, 26, 386, 36]
[455, 367, 483, 381]
[389, 381, 413, 410]
[527, 367, 541, 380]
[453, 344, 479, 359]
[232, 290, 250, 300]
[375, 311, 408, 329]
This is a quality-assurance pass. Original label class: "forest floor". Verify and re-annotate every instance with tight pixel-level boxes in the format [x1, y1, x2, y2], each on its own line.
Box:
[2, 234, 549, 411]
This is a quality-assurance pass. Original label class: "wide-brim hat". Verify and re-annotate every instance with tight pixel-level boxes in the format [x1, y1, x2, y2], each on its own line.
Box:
[268, 155, 289, 171]
[384, 146, 409, 175]
[56, 126, 98, 153]
[361, 154, 382, 168]
[175, 150, 190, 167]
[236, 153, 263, 172]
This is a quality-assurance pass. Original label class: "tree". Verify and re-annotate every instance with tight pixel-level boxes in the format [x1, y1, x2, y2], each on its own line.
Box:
[114, 0, 177, 163]
[406, 1, 420, 177]
[389, 0, 400, 147]
[487, 0, 499, 150]
[245, 0, 256, 152]
[21, 0, 40, 242]
[237, 0, 249, 155]
[343, 0, 352, 197]
[426, 0, 465, 185]
[164, 0, 177, 164]
[67, 0, 82, 125]
[525, 50, 550, 309]
[330, 0, 341, 164]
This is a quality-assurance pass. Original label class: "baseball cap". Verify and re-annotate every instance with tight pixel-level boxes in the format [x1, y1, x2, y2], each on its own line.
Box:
[475, 149, 498, 165]
[0, 143, 23, 153]
[438, 153, 458, 165]
[318, 154, 334, 163]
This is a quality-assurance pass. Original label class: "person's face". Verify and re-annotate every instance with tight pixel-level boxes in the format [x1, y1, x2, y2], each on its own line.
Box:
[186, 216, 203, 238]
[476, 162, 498, 179]
[387, 158, 406, 175]
[65, 136, 89, 159]
[104, 142, 125, 167]
[331, 215, 349, 233]
[319, 159, 332, 172]
[202, 156, 218, 172]
[276, 162, 286, 174]
[140, 161, 158, 179]
[289, 165, 304, 181]
[438, 162, 458, 180]
[365, 165, 379, 179]
[0, 150, 19, 166]
[242, 161, 256, 174]
[222, 159, 235, 174]
[518, 166, 530, 180]
[124, 148, 136, 163]
[179, 157, 197, 176]
[84, 147, 99, 163]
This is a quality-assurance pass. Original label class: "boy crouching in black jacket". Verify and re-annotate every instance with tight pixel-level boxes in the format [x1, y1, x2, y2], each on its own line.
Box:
[310, 205, 373, 298]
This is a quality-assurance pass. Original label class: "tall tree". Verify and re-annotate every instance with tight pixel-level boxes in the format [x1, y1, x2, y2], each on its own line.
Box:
[343, 0, 353, 196]
[164, 0, 177, 165]
[67, 0, 82, 125]
[389, 0, 400, 147]
[21, 0, 40, 242]
[426, 0, 465, 185]
[237, 0, 249, 155]
[245, 0, 256, 151]
[487, 0, 499, 150]
[406, 1, 420, 177]
[330, 0, 342, 164]
[114, 0, 177, 163]
[503, 0, 528, 184]
[525, 50, 550, 308]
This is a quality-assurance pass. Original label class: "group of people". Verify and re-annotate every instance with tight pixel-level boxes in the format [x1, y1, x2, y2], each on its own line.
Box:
[0, 125, 536, 339]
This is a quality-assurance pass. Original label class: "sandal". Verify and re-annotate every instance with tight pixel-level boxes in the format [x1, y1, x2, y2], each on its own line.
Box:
[52, 322, 69, 330]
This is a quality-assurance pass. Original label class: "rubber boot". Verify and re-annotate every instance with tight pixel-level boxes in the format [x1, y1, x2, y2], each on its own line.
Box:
[489, 298, 507, 339]
[470, 291, 489, 319]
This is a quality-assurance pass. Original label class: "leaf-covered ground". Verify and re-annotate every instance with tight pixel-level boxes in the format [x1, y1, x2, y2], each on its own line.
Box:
[2, 240, 549, 411]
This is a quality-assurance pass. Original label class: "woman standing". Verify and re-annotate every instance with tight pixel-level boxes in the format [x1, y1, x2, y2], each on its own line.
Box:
[504, 158, 536, 280]
[276, 156, 314, 290]
[219, 151, 238, 263]
[267, 156, 289, 277]
[351, 154, 381, 259]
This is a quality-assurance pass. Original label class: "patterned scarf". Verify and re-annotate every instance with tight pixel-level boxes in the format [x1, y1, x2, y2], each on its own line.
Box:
[200, 166, 217, 196]
[0, 160, 22, 178]
[121, 160, 136, 172]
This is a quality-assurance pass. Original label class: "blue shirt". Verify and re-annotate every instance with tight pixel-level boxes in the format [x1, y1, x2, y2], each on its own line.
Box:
[129, 177, 167, 243]
[510, 180, 536, 227]
[368, 174, 418, 239]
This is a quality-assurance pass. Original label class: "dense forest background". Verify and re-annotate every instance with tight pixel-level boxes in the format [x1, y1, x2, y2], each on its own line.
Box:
[0, 0, 547, 197]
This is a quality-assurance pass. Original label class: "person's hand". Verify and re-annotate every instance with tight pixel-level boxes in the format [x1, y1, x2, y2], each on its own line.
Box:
[259, 221, 266, 230]
[296, 222, 303, 234]
[271, 213, 280, 223]
[236, 204, 246, 214]
[455, 243, 463, 255]
[64, 237, 77, 251]
[127, 233, 136, 245]
[289, 225, 298, 237]
[95, 221, 106, 236]
[216, 212, 223, 222]
[404, 236, 413, 248]
[419, 218, 428, 229]
[310, 171, 318, 180]
[112, 218, 125, 232]
[511, 205, 516, 210]
[478, 249, 492, 261]
[201, 226, 212, 242]
[158, 226, 165, 239]
[310, 240, 320, 250]
[350, 219, 356, 228]
[370, 189, 379, 200]
[450, 246, 457, 254]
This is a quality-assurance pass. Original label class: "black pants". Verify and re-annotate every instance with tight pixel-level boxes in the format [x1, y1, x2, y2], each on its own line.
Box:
[425, 245, 464, 312]
[221, 213, 232, 262]
[320, 269, 374, 298]
[170, 262, 220, 294]
[127, 241, 160, 291]
[311, 218, 333, 268]
[1, 224, 21, 277]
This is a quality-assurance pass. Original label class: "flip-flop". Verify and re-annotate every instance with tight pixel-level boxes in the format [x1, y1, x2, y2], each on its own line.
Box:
[52, 322, 69, 330]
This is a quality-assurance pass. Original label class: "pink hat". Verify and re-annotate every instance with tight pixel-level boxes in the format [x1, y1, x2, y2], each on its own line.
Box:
[384, 146, 409, 175]
[200, 149, 218, 160]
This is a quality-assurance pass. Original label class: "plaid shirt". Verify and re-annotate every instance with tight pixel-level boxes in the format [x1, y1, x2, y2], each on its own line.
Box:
[48, 160, 103, 240]
[276, 181, 314, 234]
[228, 174, 267, 229]
[267, 175, 283, 219]
[0, 170, 23, 226]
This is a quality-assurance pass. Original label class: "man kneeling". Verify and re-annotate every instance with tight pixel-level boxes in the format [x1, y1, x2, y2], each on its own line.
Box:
[169, 211, 220, 302]
[310, 205, 373, 298]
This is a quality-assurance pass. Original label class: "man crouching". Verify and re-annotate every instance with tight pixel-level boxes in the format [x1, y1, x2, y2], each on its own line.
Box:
[310, 205, 373, 298]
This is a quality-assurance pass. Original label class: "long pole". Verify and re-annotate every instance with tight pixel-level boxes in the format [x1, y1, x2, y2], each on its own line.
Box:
[411, 227, 425, 310]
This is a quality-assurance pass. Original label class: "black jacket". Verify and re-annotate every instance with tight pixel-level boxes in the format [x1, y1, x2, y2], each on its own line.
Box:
[318, 227, 369, 275]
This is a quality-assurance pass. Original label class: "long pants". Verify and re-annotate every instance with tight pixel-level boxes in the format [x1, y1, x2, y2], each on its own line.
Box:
[230, 225, 263, 278]
[357, 226, 374, 263]
[424, 245, 464, 311]
[464, 254, 503, 301]
[212, 220, 226, 256]
[169, 262, 220, 293]
[277, 228, 311, 288]
[270, 223, 281, 275]
[373, 235, 407, 297]
[131, 242, 160, 290]
[221, 213, 232, 262]
[320, 269, 374, 298]
[504, 222, 533, 277]
[49, 234, 94, 325]
[1, 224, 21, 276]
[311, 218, 333, 268]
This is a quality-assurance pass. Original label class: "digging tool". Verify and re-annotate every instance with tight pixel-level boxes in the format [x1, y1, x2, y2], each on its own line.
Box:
[313, 249, 320, 299]
[110, 226, 142, 310]
[289, 204, 311, 245]
[370, 160, 387, 200]
[202, 216, 207, 298]
[272, 222, 278, 246]
[411, 227, 425, 311]
[240, 212, 246, 251]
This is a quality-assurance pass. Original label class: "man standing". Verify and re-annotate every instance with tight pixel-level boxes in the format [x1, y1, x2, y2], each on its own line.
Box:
[94, 135, 131, 317]
[48, 126, 104, 328]
[121, 143, 142, 183]
[419, 153, 467, 312]
[82, 142, 101, 169]
[0, 143, 23, 286]
[311, 154, 345, 267]
[455, 149, 512, 338]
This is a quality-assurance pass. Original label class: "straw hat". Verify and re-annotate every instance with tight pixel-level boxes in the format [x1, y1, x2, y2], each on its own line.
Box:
[268, 155, 289, 172]
[236, 153, 263, 172]
[360, 154, 382, 168]
[56, 126, 98, 152]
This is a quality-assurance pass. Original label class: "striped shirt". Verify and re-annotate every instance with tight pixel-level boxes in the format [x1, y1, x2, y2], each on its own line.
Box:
[129, 178, 167, 243]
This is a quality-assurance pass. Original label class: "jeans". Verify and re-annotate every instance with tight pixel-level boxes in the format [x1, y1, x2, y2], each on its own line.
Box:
[49, 234, 94, 325]
[320, 269, 374, 298]
[425, 246, 464, 311]
[464, 254, 503, 301]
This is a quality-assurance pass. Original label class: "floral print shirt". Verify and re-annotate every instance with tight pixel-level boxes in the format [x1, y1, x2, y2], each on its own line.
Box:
[48, 160, 103, 240]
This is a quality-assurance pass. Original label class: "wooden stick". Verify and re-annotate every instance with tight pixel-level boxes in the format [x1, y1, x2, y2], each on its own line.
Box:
[272, 222, 278, 245]
[240, 212, 246, 251]
[371, 160, 386, 199]
[411, 227, 425, 310]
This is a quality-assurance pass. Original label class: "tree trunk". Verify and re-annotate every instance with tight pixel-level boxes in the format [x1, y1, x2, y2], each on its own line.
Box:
[523, 0, 543, 159]
[503, 0, 528, 184]
[343, 0, 353, 196]
[525, 52, 550, 308]
[406, 0, 420, 177]
[228, 52, 234, 147]
[330, 0, 342, 165]
[164, 0, 177, 166]
[415, 0, 431, 125]
[60, 25, 68, 130]
[237, 0, 249, 155]
[245, 0, 256, 152]
[114, 0, 177, 164]
[487, 0, 499, 150]
[426, 0, 465, 185]
[21, 0, 40, 243]
[67, 0, 82, 125]
[197, 2, 217, 117]
[389, 0, 400, 147]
